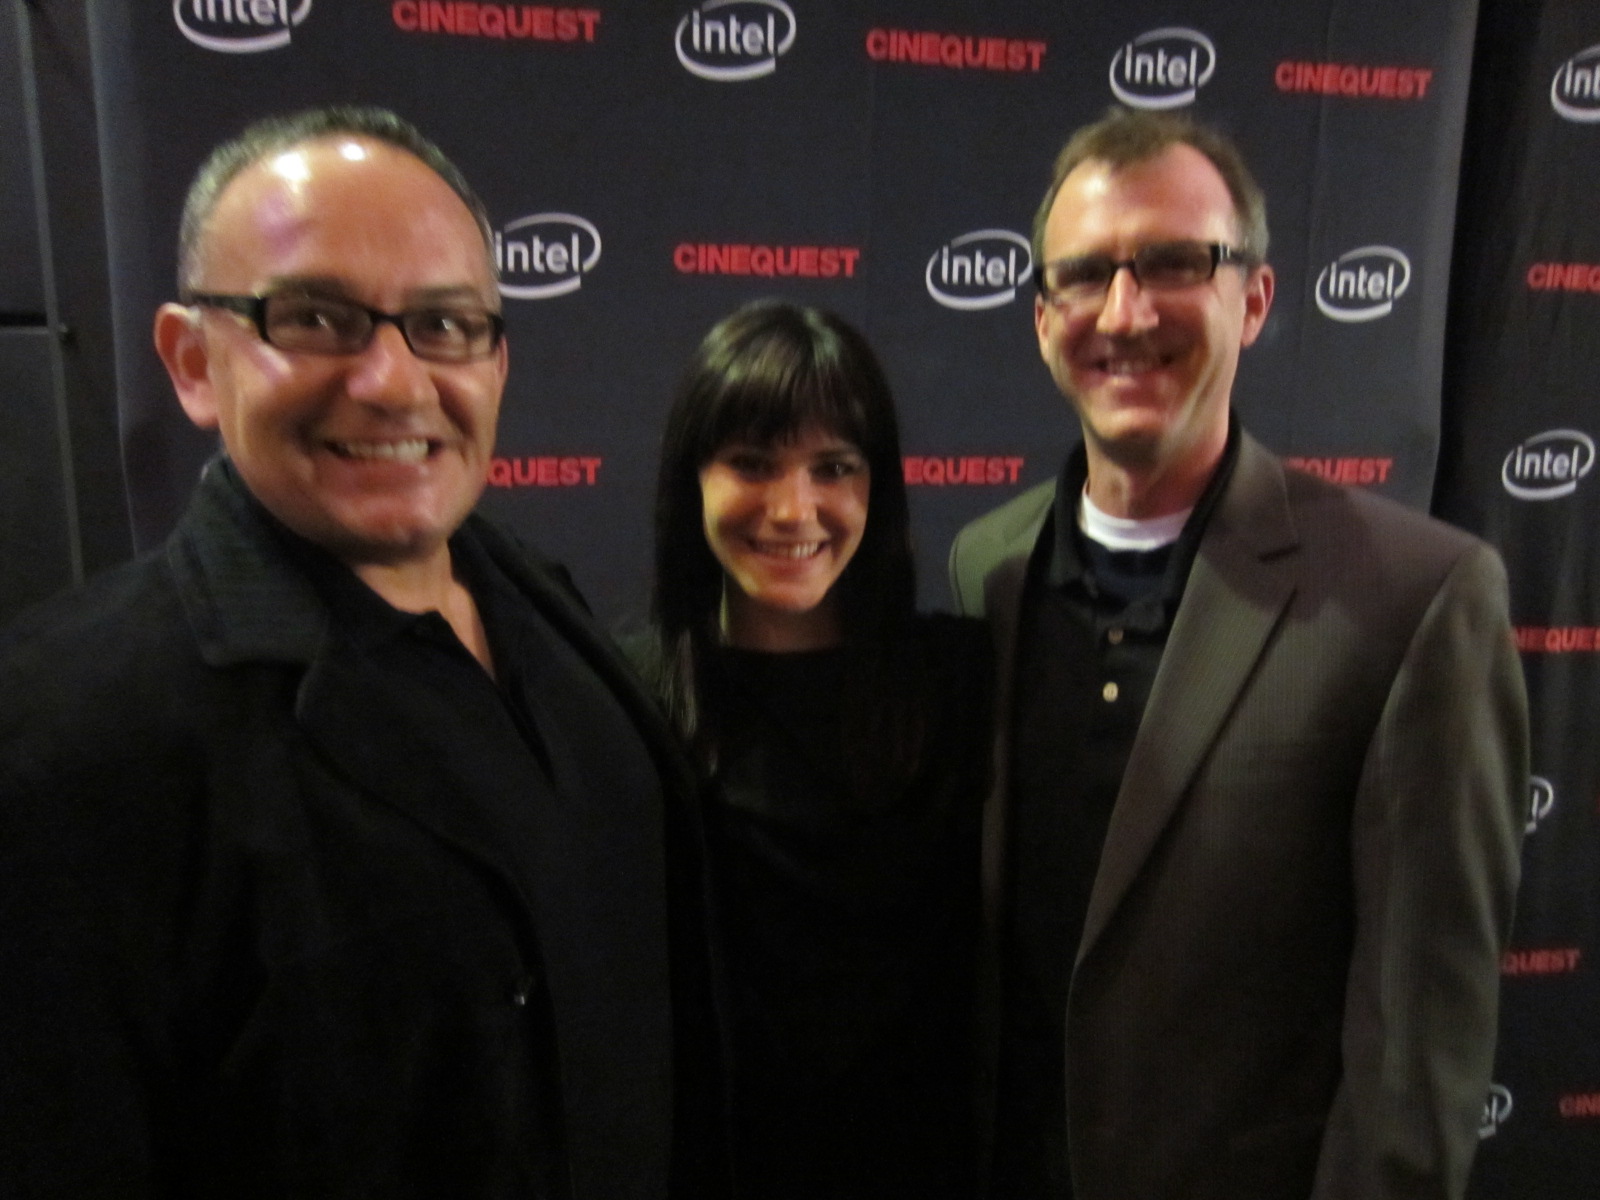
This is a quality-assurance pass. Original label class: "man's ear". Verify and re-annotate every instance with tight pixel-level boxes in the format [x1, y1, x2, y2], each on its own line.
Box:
[1239, 263, 1275, 348]
[153, 303, 219, 430]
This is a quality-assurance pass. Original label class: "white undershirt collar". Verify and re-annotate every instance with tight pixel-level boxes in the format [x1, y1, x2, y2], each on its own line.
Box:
[1077, 488, 1192, 552]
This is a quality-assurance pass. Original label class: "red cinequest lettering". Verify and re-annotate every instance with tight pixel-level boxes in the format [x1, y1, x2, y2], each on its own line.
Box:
[1275, 60, 1431, 100]
[864, 27, 1045, 72]
[488, 455, 602, 487]
[1560, 1093, 1600, 1118]
[1524, 626, 1600, 652]
[903, 455, 1027, 485]
[1502, 947, 1582, 975]
[672, 244, 859, 279]
[1284, 457, 1393, 486]
[394, 4, 599, 41]
[423, 1, 453, 32]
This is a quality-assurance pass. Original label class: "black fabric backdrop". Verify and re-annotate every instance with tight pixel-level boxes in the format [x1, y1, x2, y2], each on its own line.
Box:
[81, 0, 1594, 1192]
[1435, 0, 1600, 1187]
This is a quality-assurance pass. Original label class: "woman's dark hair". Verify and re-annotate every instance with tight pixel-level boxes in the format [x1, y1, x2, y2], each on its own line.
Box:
[648, 300, 923, 788]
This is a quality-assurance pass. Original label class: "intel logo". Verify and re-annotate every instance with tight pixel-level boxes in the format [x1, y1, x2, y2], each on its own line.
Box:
[495, 214, 601, 301]
[925, 230, 1032, 312]
[1502, 429, 1596, 500]
[1527, 775, 1554, 833]
[1314, 246, 1411, 322]
[1480, 1084, 1513, 1139]
[174, 0, 311, 53]
[1109, 28, 1215, 109]
[675, 0, 796, 82]
[1552, 43, 1600, 122]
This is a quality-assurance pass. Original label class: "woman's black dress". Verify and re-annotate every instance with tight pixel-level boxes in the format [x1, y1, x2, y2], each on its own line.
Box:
[705, 614, 992, 1199]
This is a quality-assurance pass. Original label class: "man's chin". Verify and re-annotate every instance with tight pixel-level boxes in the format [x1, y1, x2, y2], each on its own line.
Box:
[1085, 421, 1170, 469]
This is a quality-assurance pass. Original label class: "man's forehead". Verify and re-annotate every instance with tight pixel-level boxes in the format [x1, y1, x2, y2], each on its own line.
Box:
[197, 137, 491, 288]
[216, 137, 432, 221]
[1047, 145, 1238, 241]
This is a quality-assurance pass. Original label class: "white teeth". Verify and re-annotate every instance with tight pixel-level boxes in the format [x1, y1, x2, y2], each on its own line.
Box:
[756, 541, 821, 559]
[334, 439, 431, 463]
[1105, 357, 1159, 375]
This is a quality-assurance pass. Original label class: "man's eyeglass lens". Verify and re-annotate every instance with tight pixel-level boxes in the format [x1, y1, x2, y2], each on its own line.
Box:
[189, 292, 504, 363]
[1039, 242, 1244, 303]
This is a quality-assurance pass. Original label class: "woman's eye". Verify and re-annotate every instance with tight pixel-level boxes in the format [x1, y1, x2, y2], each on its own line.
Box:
[814, 458, 863, 481]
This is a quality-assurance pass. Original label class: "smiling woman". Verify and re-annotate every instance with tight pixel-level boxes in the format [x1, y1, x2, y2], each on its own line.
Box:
[634, 300, 993, 1199]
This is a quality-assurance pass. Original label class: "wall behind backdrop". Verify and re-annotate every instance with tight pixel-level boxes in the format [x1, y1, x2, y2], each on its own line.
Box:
[3, 0, 1596, 1192]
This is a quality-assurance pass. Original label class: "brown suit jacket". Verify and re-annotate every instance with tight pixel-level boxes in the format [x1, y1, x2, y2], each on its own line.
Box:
[948, 432, 1527, 1200]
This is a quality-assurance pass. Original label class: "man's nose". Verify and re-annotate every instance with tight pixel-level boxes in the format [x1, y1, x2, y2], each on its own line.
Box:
[345, 321, 436, 408]
[1096, 265, 1159, 335]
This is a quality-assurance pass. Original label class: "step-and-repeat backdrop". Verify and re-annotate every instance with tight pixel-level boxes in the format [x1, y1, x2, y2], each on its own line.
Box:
[1434, 1, 1600, 1189]
[82, 1, 1594, 1192]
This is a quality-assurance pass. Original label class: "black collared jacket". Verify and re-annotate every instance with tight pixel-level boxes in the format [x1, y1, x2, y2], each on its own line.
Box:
[0, 460, 725, 1200]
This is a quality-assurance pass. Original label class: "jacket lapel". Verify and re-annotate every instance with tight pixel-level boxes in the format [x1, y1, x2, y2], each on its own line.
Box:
[1077, 436, 1300, 962]
[171, 460, 543, 937]
[292, 644, 544, 931]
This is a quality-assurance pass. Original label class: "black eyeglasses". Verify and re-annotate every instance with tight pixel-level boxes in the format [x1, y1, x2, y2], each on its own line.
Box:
[186, 291, 505, 363]
[1035, 241, 1254, 306]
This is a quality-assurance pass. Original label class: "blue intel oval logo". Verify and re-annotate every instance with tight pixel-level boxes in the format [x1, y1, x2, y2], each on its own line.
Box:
[675, 0, 796, 82]
[925, 230, 1033, 311]
[1502, 429, 1596, 500]
[1479, 1084, 1513, 1139]
[1527, 775, 1555, 833]
[1314, 246, 1411, 322]
[173, 0, 312, 53]
[495, 214, 602, 301]
[1109, 28, 1216, 109]
[1551, 43, 1600, 122]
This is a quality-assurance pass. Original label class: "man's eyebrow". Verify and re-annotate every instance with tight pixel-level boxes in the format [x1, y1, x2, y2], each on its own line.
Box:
[257, 275, 352, 297]
[257, 277, 495, 305]
[407, 285, 497, 306]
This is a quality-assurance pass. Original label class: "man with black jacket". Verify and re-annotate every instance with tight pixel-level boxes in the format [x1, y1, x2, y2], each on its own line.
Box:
[0, 107, 721, 1199]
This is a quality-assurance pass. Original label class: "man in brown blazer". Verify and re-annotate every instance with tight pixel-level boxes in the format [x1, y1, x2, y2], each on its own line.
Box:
[948, 108, 1527, 1200]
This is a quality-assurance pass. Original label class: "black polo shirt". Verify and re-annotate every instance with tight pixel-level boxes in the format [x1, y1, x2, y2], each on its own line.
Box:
[991, 426, 1239, 1200]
